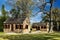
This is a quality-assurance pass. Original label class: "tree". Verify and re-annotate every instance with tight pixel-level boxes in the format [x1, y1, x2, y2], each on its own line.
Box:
[1, 4, 8, 20]
[39, 0, 56, 33]
[42, 8, 60, 31]
[0, 5, 8, 31]
[7, 0, 33, 18]
[34, 0, 57, 33]
[52, 8, 60, 31]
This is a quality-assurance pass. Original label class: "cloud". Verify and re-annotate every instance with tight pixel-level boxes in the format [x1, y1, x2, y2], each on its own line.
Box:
[38, 12, 43, 14]
[47, 3, 50, 6]
[0, 11, 2, 16]
[0, 11, 1, 14]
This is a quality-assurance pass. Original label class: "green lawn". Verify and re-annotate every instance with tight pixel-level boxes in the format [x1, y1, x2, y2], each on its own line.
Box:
[0, 32, 60, 40]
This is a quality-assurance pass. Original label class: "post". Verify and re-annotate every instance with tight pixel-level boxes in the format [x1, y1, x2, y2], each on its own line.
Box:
[10, 24, 11, 32]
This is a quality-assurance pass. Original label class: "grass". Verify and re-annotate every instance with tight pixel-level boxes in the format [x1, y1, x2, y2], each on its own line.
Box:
[0, 32, 5, 35]
[0, 32, 60, 40]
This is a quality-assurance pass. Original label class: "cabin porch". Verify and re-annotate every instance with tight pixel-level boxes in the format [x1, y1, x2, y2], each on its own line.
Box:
[4, 24, 29, 33]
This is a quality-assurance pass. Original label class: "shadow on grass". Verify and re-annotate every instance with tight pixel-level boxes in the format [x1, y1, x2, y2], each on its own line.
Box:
[0, 33, 60, 40]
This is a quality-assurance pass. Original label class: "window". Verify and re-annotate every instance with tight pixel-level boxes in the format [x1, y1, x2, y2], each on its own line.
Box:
[44, 26, 46, 29]
[32, 26, 36, 28]
[20, 25, 23, 29]
[4, 24, 10, 29]
[25, 25, 28, 29]
[4, 25, 7, 29]
[37, 27, 40, 30]
[32, 26, 34, 28]
[16, 25, 18, 29]
[41, 26, 43, 29]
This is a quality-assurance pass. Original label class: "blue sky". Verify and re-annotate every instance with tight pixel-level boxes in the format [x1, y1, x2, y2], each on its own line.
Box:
[0, 0, 60, 23]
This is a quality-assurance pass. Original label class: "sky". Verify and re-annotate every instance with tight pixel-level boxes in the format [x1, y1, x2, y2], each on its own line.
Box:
[0, 0, 60, 23]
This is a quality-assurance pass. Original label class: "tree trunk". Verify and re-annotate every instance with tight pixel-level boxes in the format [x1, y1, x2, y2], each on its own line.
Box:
[48, 22, 53, 33]
[57, 22, 59, 31]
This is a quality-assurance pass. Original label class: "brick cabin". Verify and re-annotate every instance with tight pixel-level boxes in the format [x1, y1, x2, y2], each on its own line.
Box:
[32, 22, 49, 31]
[3, 16, 30, 33]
